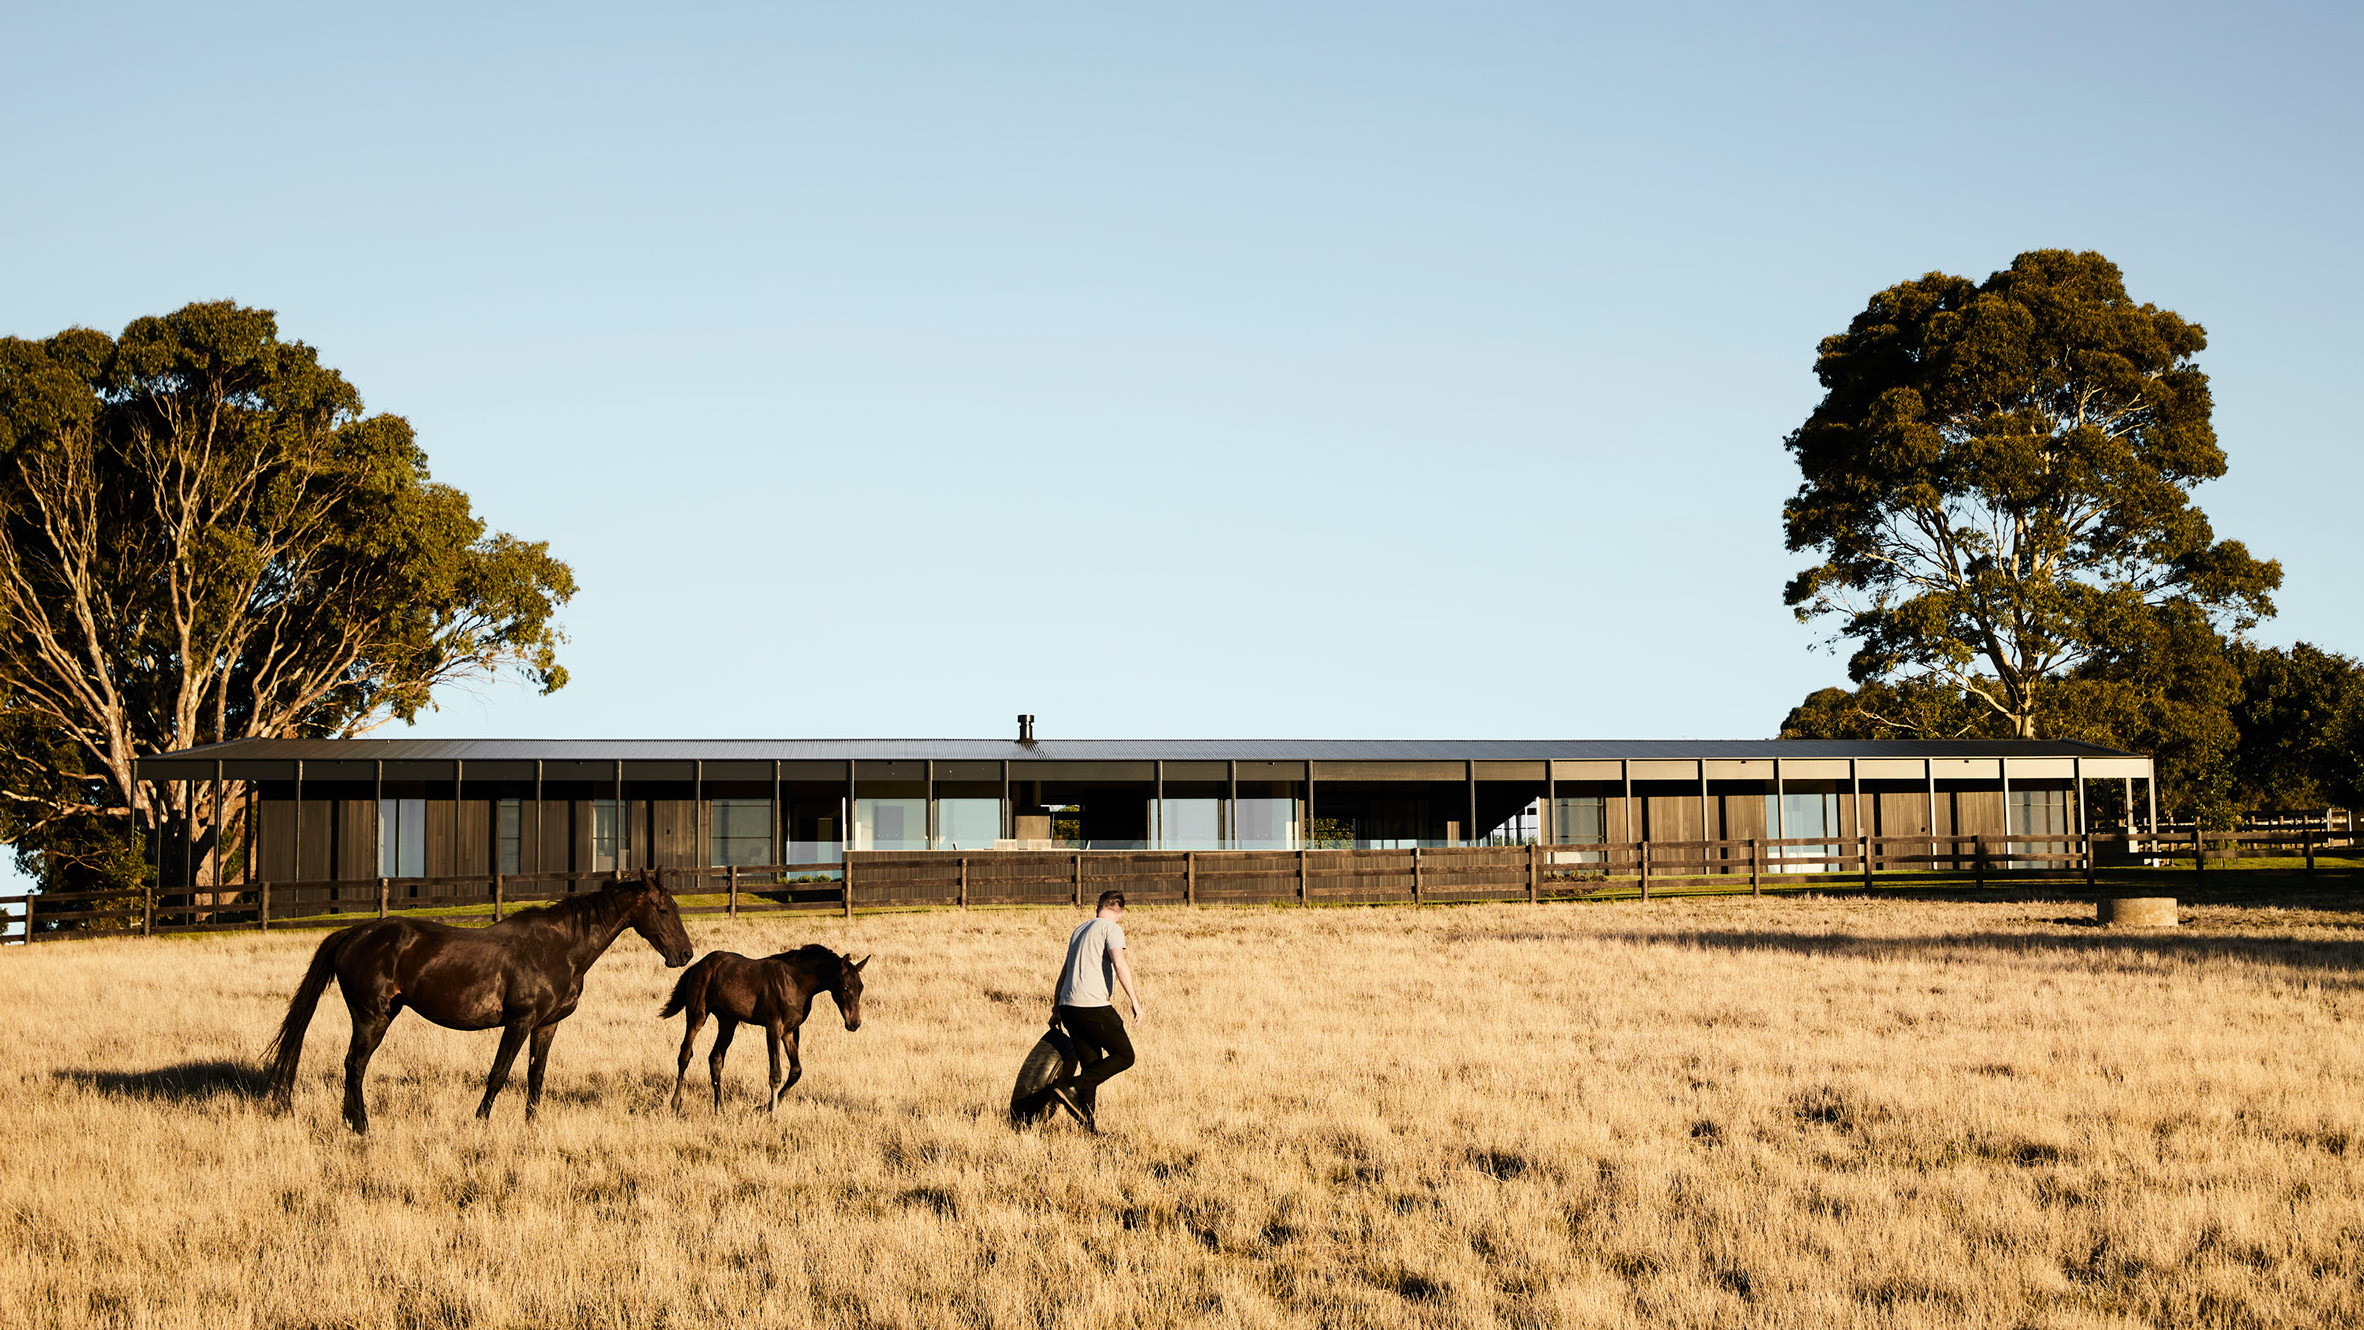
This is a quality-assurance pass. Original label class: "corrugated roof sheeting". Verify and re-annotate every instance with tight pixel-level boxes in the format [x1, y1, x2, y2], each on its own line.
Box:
[137, 734, 2143, 777]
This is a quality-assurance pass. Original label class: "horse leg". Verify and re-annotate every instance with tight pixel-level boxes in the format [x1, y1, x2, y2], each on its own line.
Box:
[524, 1024, 557, 1121]
[708, 1018, 738, 1112]
[341, 1009, 392, 1136]
[671, 1007, 707, 1112]
[765, 1025, 783, 1111]
[476, 1021, 532, 1120]
[773, 1023, 804, 1109]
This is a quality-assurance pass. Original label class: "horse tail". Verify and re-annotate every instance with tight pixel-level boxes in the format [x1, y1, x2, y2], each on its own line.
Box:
[659, 953, 715, 1019]
[265, 925, 357, 1105]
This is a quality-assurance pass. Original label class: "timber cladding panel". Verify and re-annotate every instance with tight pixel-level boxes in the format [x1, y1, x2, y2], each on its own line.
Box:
[425, 800, 458, 878]
[456, 800, 490, 877]
[336, 801, 376, 882]
[652, 801, 701, 869]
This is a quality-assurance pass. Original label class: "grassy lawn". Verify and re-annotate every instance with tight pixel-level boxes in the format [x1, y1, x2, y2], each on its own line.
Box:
[5, 884, 2362, 1327]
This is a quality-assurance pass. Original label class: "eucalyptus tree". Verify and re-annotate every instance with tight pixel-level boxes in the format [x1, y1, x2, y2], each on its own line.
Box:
[1781, 250, 2279, 739]
[0, 302, 573, 894]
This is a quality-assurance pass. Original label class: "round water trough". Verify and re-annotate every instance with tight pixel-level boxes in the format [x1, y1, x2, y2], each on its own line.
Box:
[2098, 896, 2178, 928]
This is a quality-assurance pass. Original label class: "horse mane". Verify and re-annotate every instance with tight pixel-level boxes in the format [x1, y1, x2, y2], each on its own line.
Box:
[538, 879, 636, 933]
[775, 944, 845, 982]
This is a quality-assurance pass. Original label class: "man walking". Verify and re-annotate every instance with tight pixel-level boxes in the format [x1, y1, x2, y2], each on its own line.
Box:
[1048, 889, 1140, 1132]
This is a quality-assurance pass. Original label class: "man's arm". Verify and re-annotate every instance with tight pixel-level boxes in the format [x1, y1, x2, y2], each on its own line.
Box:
[1110, 946, 1142, 1022]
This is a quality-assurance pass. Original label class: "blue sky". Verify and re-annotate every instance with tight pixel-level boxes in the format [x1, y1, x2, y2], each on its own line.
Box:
[4, 1, 2358, 755]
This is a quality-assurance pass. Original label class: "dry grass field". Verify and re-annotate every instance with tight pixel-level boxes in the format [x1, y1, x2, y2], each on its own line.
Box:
[5, 894, 2363, 1329]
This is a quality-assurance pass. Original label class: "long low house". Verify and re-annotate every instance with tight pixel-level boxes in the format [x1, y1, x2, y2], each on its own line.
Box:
[136, 729, 2157, 885]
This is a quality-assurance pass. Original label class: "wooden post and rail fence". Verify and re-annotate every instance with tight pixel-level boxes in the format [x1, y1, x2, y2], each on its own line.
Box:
[3, 824, 2357, 944]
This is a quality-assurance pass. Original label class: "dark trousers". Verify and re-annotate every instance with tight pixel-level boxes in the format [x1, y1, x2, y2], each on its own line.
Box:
[1055, 1004, 1135, 1110]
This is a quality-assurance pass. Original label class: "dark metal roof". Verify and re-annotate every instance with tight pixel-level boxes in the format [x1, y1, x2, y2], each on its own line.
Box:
[138, 735, 2142, 770]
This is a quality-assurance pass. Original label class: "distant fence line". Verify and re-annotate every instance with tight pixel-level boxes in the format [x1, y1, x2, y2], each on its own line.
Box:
[5, 825, 2360, 943]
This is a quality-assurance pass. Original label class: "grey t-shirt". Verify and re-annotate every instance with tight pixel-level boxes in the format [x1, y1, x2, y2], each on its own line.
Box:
[1055, 917, 1127, 1008]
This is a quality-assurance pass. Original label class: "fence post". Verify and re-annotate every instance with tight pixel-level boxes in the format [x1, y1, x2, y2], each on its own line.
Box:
[1411, 846, 1423, 903]
[143, 875, 154, 937]
[21, 890, 31, 943]
[1185, 851, 1196, 907]
[493, 873, 504, 922]
[1638, 841, 1650, 901]
[2193, 824, 2204, 880]
[1528, 842, 1539, 904]
[727, 864, 740, 919]
[1972, 838, 1985, 888]
[1297, 848, 1308, 904]
[2083, 832, 2096, 890]
[1860, 834, 1873, 893]
[844, 856, 855, 919]
[957, 857, 967, 910]
[1072, 853, 1083, 907]
[260, 879, 271, 931]
[2304, 828, 2315, 877]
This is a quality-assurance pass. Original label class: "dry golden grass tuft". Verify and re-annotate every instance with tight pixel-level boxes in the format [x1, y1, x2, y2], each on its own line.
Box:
[5, 896, 2364, 1328]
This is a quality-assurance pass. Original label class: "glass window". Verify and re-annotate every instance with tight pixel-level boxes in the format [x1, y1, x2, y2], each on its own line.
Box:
[1552, 795, 1606, 863]
[2009, 789, 2068, 836]
[377, 798, 425, 878]
[1154, 798, 1223, 850]
[854, 798, 928, 851]
[2008, 788, 2069, 865]
[935, 798, 1001, 850]
[497, 799, 521, 875]
[593, 800, 619, 872]
[1233, 797, 1299, 850]
[711, 798, 774, 866]
[1765, 789, 1842, 872]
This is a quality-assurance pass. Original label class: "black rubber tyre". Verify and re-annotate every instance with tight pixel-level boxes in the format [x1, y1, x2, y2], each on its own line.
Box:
[1008, 1019, 1080, 1128]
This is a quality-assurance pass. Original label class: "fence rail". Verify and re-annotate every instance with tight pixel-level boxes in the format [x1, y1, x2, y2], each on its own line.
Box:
[6, 827, 2359, 943]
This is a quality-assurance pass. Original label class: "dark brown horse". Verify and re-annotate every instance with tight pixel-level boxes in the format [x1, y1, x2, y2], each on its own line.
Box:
[660, 945, 868, 1111]
[265, 870, 695, 1133]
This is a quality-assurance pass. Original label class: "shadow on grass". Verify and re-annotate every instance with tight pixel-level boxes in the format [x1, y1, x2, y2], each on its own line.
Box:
[56, 1059, 270, 1104]
[1601, 927, 2364, 979]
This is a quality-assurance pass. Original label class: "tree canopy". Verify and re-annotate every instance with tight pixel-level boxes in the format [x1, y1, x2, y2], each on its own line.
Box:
[0, 301, 574, 891]
[1782, 249, 2280, 738]
[1780, 630, 2364, 825]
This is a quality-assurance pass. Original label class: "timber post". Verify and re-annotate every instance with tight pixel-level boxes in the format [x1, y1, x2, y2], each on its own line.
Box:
[1749, 837, 1761, 895]
[1528, 842, 1539, 904]
[2304, 828, 2315, 877]
[1972, 838, 1985, 888]
[1411, 846, 1422, 903]
[1185, 851, 1196, 907]
[2193, 824, 2204, 880]
[1072, 853, 1082, 907]
[2083, 832, 2096, 890]
[844, 856, 855, 919]
[1638, 841, 1650, 901]
[957, 857, 967, 910]
[142, 875, 154, 937]
[259, 880, 270, 931]
[377, 877, 389, 919]
[1860, 834, 1873, 893]
[21, 890, 30, 943]
[493, 873, 504, 922]
[1298, 848, 1308, 904]
[727, 864, 739, 919]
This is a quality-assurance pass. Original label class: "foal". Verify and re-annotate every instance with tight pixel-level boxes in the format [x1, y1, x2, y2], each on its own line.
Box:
[661, 945, 868, 1110]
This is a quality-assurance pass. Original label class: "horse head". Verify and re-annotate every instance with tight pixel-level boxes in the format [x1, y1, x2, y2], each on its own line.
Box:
[832, 952, 870, 1031]
[623, 869, 695, 967]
